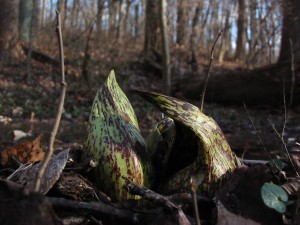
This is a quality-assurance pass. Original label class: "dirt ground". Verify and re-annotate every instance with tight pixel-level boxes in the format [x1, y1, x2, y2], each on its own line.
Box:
[1, 60, 300, 161]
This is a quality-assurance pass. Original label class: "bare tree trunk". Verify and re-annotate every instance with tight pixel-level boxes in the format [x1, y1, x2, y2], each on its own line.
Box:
[70, 0, 80, 28]
[57, 0, 66, 29]
[134, 3, 139, 39]
[26, 0, 38, 80]
[247, 0, 257, 61]
[123, 0, 133, 36]
[19, 0, 34, 43]
[97, 0, 104, 34]
[218, 1, 232, 63]
[90, 0, 96, 18]
[116, 0, 125, 43]
[199, 3, 210, 49]
[41, 0, 47, 27]
[143, 0, 159, 58]
[109, 0, 118, 37]
[234, 0, 247, 61]
[278, 0, 300, 64]
[50, 0, 53, 21]
[159, 0, 171, 95]
[0, 0, 22, 66]
[176, 0, 186, 46]
[190, 4, 200, 48]
[188, 3, 201, 71]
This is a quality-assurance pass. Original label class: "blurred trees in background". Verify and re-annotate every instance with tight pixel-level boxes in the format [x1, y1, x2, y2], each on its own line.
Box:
[0, 0, 21, 65]
[278, 0, 300, 64]
[0, 0, 298, 69]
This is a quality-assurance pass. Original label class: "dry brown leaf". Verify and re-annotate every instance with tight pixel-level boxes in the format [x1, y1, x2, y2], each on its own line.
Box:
[8, 149, 70, 194]
[0, 133, 45, 166]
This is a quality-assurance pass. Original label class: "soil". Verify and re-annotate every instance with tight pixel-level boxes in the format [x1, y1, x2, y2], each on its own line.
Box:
[1, 60, 299, 160]
[1, 54, 300, 225]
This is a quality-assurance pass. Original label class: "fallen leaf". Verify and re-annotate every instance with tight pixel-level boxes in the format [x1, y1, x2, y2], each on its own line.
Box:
[12, 130, 33, 142]
[8, 149, 70, 194]
[0, 133, 45, 166]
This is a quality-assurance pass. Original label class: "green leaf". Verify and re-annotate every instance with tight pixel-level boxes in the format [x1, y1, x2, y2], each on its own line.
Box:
[83, 71, 152, 201]
[261, 182, 288, 213]
[268, 159, 284, 172]
[136, 89, 240, 197]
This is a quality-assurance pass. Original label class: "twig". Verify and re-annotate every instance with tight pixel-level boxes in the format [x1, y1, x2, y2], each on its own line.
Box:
[281, 74, 287, 139]
[281, 38, 295, 140]
[267, 119, 300, 177]
[288, 38, 295, 107]
[123, 176, 179, 211]
[34, 10, 67, 192]
[190, 178, 201, 225]
[47, 197, 136, 223]
[123, 177, 191, 225]
[243, 103, 272, 161]
[200, 29, 222, 111]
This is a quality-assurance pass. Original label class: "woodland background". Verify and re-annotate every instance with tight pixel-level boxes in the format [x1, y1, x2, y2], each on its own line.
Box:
[0, 0, 300, 157]
[1, 1, 300, 225]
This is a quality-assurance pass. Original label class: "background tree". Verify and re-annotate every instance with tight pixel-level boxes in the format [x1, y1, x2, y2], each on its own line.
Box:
[41, 0, 47, 27]
[56, 0, 66, 29]
[160, 0, 171, 95]
[0, 0, 294, 69]
[143, 0, 160, 59]
[234, 0, 247, 61]
[278, 0, 300, 64]
[0, 0, 21, 66]
[176, 0, 187, 46]
[19, 0, 34, 43]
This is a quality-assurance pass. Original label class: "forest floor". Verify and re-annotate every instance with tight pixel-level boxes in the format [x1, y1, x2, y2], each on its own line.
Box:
[1, 50, 300, 225]
[1, 56, 300, 160]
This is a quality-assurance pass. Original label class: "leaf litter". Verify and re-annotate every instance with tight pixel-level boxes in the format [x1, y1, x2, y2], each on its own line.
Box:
[2, 64, 300, 224]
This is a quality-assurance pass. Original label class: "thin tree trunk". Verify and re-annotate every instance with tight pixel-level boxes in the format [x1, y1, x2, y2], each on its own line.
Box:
[248, 0, 257, 60]
[26, 0, 38, 80]
[97, 0, 104, 35]
[234, 0, 247, 61]
[41, 0, 47, 27]
[50, 0, 53, 21]
[70, 0, 80, 28]
[124, 0, 133, 36]
[116, 0, 125, 43]
[109, 0, 118, 36]
[19, 0, 34, 43]
[143, 0, 159, 58]
[57, 0, 66, 29]
[199, 4, 210, 48]
[278, 0, 300, 64]
[176, 0, 186, 46]
[189, 3, 201, 71]
[134, 3, 139, 39]
[218, 2, 231, 63]
[159, 0, 171, 95]
[0, 0, 21, 66]
[190, 4, 200, 48]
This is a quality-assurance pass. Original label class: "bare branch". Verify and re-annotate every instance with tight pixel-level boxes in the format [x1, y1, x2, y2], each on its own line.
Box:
[267, 119, 300, 177]
[243, 103, 272, 161]
[47, 197, 136, 222]
[288, 38, 295, 107]
[200, 29, 222, 111]
[34, 10, 67, 192]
